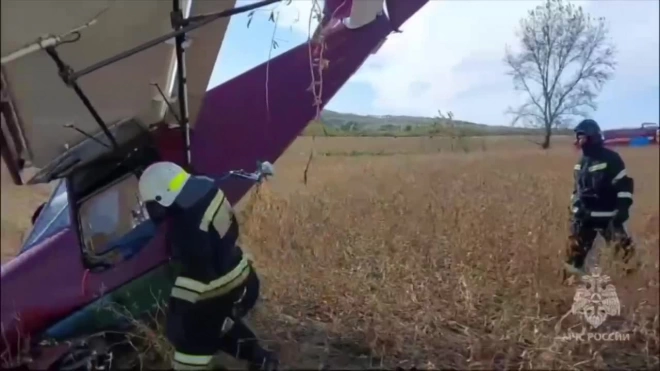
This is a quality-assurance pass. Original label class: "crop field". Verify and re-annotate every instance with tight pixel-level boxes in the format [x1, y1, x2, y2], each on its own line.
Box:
[1, 136, 659, 369]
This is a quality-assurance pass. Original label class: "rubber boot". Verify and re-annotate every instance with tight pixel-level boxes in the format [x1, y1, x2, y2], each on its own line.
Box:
[564, 235, 588, 279]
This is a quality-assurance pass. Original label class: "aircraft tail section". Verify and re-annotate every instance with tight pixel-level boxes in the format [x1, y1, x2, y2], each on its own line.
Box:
[191, 0, 429, 204]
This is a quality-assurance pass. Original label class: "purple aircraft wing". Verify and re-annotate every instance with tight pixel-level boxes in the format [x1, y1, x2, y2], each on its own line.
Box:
[190, 0, 429, 204]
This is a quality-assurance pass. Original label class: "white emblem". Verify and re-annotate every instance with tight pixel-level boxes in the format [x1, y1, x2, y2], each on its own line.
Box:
[571, 267, 620, 329]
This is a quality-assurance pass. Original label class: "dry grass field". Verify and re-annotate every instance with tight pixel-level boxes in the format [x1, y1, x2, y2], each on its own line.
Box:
[1, 135, 659, 369]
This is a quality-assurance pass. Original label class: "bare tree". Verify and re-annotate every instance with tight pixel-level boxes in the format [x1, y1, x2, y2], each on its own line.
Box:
[504, 0, 616, 149]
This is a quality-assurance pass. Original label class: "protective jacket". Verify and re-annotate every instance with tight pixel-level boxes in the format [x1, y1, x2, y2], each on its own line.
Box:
[167, 175, 251, 306]
[571, 146, 634, 222]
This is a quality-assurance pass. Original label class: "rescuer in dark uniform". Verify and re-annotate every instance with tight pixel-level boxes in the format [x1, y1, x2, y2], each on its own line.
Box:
[138, 161, 278, 371]
[565, 119, 638, 276]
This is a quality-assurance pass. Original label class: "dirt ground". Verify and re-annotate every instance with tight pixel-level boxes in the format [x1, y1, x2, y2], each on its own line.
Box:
[1, 136, 659, 369]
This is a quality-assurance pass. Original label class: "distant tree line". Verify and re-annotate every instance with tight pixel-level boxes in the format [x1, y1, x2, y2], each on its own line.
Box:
[301, 116, 573, 138]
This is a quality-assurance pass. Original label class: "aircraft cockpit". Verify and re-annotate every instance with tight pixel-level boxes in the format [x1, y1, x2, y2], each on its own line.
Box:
[77, 172, 155, 269]
[21, 117, 166, 270]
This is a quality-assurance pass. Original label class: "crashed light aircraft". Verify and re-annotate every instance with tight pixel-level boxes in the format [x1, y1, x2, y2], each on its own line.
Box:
[0, 0, 429, 369]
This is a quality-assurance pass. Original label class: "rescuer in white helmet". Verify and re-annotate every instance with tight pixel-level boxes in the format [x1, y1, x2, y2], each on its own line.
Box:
[138, 161, 278, 371]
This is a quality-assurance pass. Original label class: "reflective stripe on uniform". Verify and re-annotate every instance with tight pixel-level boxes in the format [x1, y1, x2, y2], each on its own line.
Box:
[612, 169, 627, 184]
[588, 163, 607, 172]
[617, 192, 633, 199]
[172, 352, 213, 370]
[170, 287, 200, 303]
[171, 257, 251, 303]
[574, 164, 581, 170]
[572, 208, 617, 217]
[199, 190, 233, 236]
[590, 211, 617, 217]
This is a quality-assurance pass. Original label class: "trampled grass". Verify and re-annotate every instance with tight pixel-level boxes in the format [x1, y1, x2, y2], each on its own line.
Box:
[1, 136, 658, 369]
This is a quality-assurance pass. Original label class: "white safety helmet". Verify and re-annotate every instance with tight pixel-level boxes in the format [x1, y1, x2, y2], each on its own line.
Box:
[138, 162, 191, 207]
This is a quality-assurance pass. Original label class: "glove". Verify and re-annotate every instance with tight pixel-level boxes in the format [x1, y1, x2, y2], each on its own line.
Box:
[572, 205, 591, 221]
[613, 208, 629, 225]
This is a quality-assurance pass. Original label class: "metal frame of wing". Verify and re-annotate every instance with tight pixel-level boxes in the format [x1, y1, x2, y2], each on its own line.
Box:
[1, 0, 281, 169]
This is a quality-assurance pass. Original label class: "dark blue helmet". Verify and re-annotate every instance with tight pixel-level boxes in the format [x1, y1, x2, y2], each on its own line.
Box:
[574, 119, 603, 149]
[574, 119, 602, 138]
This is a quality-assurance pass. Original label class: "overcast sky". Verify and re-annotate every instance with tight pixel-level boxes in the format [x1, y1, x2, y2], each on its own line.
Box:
[208, 0, 659, 129]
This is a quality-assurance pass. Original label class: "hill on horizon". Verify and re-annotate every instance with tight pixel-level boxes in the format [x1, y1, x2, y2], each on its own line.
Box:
[301, 109, 573, 137]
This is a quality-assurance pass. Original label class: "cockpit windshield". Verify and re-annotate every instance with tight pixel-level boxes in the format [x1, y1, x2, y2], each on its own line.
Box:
[21, 180, 71, 253]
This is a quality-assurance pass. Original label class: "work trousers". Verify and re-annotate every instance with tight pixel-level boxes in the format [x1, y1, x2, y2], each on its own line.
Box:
[168, 269, 269, 370]
[565, 218, 635, 269]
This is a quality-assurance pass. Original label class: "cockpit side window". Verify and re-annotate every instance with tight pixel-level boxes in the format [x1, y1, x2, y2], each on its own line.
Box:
[21, 180, 71, 253]
[78, 173, 150, 258]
